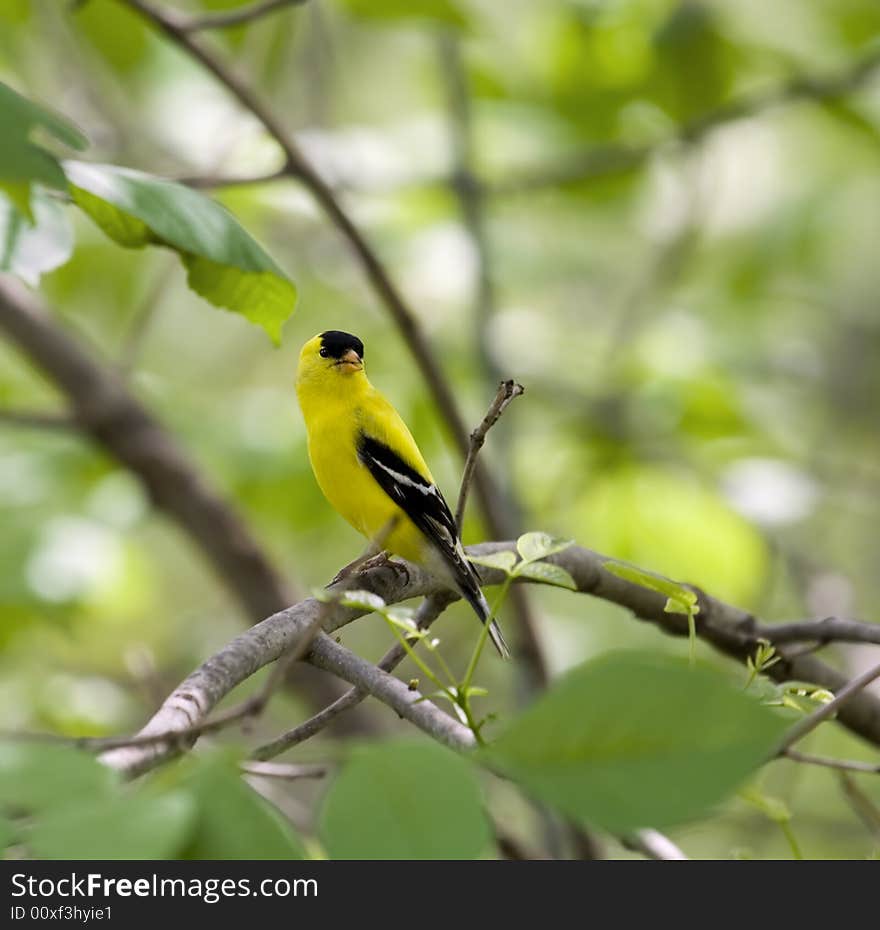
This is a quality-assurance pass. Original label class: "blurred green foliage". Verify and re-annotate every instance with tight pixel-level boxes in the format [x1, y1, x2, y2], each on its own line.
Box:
[2, 0, 880, 860]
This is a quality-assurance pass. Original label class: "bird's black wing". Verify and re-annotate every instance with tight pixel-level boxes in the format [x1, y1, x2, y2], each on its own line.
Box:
[356, 432, 460, 558]
[357, 432, 510, 659]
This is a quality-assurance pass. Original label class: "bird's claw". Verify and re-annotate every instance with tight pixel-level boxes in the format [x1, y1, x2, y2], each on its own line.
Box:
[328, 550, 410, 586]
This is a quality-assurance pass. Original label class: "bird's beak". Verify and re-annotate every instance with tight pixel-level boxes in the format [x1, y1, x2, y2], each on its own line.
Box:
[336, 348, 363, 371]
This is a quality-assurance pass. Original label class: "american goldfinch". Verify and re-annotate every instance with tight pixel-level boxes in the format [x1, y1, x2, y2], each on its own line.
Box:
[296, 330, 509, 658]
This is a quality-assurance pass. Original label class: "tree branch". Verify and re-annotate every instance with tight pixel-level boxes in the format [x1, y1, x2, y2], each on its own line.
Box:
[784, 749, 880, 775]
[776, 660, 880, 754]
[758, 617, 880, 647]
[61, 540, 880, 778]
[241, 760, 329, 780]
[252, 592, 454, 760]
[177, 168, 288, 189]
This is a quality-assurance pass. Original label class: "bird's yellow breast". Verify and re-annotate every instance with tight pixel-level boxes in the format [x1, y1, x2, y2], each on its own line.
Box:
[297, 371, 433, 563]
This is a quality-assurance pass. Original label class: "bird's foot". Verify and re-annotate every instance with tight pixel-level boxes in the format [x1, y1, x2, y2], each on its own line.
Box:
[356, 551, 411, 585]
[328, 550, 408, 586]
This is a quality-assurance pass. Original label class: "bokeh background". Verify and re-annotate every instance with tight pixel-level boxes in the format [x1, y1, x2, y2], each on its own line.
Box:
[2, 0, 880, 858]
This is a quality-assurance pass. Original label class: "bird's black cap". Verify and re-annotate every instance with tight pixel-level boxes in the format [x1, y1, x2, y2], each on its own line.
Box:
[320, 331, 364, 360]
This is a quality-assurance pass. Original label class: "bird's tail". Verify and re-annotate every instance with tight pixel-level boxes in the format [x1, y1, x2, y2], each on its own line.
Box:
[450, 543, 511, 660]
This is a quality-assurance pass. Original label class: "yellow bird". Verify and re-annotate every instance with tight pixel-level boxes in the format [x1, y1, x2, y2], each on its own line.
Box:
[296, 330, 509, 658]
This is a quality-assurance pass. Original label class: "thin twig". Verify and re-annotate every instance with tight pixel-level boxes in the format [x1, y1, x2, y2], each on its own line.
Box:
[777, 660, 880, 753]
[251, 592, 454, 760]
[784, 749, 880, 775]
[181, 0, 309, 32]
[762, 617, 880, 646]
[241, 760, 329, 780]
[455, 379, 524, 528]
[177, 168, 288, 189]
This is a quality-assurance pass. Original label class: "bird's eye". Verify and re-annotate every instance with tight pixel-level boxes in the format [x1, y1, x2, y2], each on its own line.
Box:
[319, 347, 329, 358]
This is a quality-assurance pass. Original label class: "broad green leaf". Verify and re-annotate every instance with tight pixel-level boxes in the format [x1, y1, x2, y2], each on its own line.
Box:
[0, 742, 117, 814]
[483, 651, 787, 833]
[604, 560, 698, 611]
[340, 0, 466, 27]
[320, 740, 489, 860]
[27, 791, 195, 860]
[514, 560, 578, 590]
[0, 82, 87, 194]
[64, 161, 297, 344]
[184, 756, 306, 860]
[516, 531, 573, 564]
[0, 188, 74, 285]
[467, 550, 517, 573]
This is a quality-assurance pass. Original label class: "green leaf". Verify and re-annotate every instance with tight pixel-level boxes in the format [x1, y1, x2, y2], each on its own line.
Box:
[27, 791, 195, 860]
[664, 595, 696, 617]
[0, 188, 74, 285]
[0, 742, 117, 814]
[514, 560, 578, 590]
[320, 740, 489, 860]
[467, 550, 518, 574]
[184, 755, 306, 860]
[516, 532, 573, 564]
[604, 560, 698, 611]
[338, 589, 387, 613]
[64, 161, 297, 344]
[0, 82, 87, 193]
[483, 651, 787, 833]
